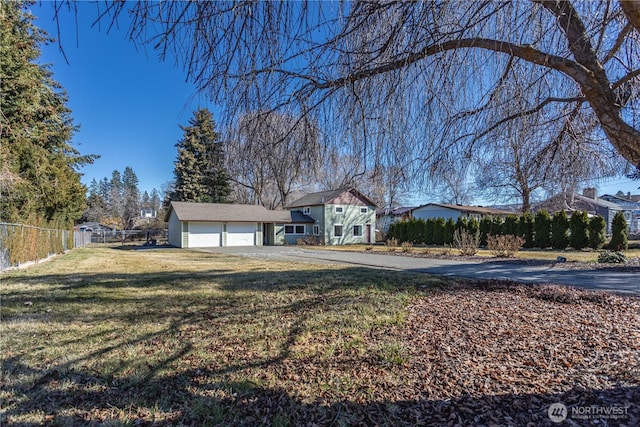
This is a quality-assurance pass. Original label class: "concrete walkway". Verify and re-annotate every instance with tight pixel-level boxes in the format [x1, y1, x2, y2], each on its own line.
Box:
[200, 246, 639, 295]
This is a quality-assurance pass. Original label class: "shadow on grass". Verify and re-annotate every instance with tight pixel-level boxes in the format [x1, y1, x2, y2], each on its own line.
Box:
[2, 266, 638, 425]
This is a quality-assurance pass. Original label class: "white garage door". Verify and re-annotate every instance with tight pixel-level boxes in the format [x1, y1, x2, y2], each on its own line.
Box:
[189, 222, 222, 247]
[226, 222, 256, 246]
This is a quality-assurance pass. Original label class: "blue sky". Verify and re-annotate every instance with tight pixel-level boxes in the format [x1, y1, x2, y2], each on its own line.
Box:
[32, 2, 639, 201]
[33, 1, 213, 195]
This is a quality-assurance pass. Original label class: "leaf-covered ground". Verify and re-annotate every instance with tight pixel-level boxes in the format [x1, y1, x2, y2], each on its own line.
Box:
[1, 247, 638, 426]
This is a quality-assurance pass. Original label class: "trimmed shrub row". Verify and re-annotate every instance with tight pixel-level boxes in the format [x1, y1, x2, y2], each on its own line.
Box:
[387, 210, 628, 250]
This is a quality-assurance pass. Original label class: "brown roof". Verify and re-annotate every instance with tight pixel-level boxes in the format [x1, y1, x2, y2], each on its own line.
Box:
[169, 201, 312, 223]
[288, 187, 376, 208]
[415, 203, 511, 216]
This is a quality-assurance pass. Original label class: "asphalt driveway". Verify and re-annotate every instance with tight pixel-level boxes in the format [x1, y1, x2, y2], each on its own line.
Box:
[199, 246, 639, 295]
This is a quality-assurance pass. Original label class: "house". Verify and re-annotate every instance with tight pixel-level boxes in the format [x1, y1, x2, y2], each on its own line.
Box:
[411, 203, 511, 222]
[287, 188, 377, 245]
[376, 206, 417, 232]
[533, 189, 633, 234]
[166, 201, 314, 248]
[166, 187, 376, 248]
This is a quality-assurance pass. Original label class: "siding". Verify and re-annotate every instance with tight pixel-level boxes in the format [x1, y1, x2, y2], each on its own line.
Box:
[324, 203, 375, 245]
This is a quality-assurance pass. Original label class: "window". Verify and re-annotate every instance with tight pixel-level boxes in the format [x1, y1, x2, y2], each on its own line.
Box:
[313, 225, 320, 235]
[303, 207, 311, 215]
[353, 225, 363, 237]
[360, 207, 368, 214]
[285, 225, 305, 235]
[335, 206, 344, 214]
[334, 224, 343, 237]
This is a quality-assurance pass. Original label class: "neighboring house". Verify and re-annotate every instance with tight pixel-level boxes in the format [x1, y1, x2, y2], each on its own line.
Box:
[534, 189, 633, 234]
[411, 203, 511, 222]
[166, 201, 313, 248]
[76, 222, 115, 232]
[376, 206, 417, 232]
[287, 188, 377, 245]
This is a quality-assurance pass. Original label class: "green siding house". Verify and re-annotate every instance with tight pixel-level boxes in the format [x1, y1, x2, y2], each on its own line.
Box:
[287, 188, 377, 245]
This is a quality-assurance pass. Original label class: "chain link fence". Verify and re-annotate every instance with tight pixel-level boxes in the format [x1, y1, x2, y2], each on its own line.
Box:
[0, 223, 90, 271]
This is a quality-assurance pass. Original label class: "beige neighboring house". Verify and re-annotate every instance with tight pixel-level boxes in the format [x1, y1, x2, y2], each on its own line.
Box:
[411, 203, 511, 222]
[166, 201, 313, 248]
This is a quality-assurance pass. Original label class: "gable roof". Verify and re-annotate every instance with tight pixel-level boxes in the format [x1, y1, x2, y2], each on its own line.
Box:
[413, 203, 511, 216]
[534, 192, 625, 213]
[287, 187, 376, 208]
[168, 201, 314, 223]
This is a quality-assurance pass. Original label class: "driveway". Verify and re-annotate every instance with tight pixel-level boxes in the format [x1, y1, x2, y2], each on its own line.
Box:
[199, 246, 639, 295]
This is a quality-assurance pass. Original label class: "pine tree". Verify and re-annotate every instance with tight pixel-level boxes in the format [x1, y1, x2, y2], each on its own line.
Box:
[534, 210, 552, 248]
[171, 108, 231, 203]
[551, 211, 570, 250]
[609, 211, 628, 251]
[588, 215, 606, 250]
[518, 212, 535, 248]
[569, 210, 590, 250]
[0, 2, 96, 226]
[122, 167, 140, 230]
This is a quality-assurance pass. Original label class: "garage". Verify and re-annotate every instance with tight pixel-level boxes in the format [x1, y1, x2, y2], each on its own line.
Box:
[189, 222, 222, 247]
[226, 222, 256, 246]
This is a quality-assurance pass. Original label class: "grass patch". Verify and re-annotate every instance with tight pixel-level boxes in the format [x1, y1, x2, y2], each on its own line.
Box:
[2, 247, 638, 425]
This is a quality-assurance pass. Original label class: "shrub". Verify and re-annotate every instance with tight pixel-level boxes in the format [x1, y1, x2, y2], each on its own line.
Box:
[518, 211, 535, 248]
[597, 250, 627, 264]
[479, 217, 492, 246]
[569, 210, 590, 250]
[433, 218, 446, 246]
[424, 219, 436, 245]
[487, 234, 524, 257]
[386, 237, 398, 247]
[401, 241, 413, 253]
[444, 218, 456, 245]
[467, 217, 480, 239]
[503, 214, 519, 236]
[609, 211, 628, 251]
[534, 210, 552, 248]
[551, 210, 570, 249]
[490, 216, 503, 236]
[453, 229, 480, 256]
[588, 215, 606, 250]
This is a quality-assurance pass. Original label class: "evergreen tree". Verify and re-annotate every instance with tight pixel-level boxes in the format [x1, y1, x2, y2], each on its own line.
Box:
[467, 217, 480, 239]
[569, 210, 590, 250]
[122, 167, 140, 229]
[479, 216, 492, 246]
[171, 108, 231, 203]
[444, 218, 456, 244]
[0, 1, 96, 226]
[490, 216, 503, 236]
[433, 218, 446, 245]
[609, 211, 628, 251]
[551, 211, 570, 250]
[534, 210, 552, 248]
[588, 215, 606, 250]
[518, 211, 535, 248]
[503, 214, 519, 236]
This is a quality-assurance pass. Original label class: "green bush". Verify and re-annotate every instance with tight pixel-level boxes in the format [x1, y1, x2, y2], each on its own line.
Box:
[597, 250, 626, 263]
[569, 210, 590, 250]
[551, 210, 570, 249]
[433, 218, 446, 246]
[518, 211, 535, 248]
[467, 217, 480, 239]
[424, 219, 435, 245]
[444, 218, 456, 244]
[503, 214, 519, 236]
[490, 216, 503, 236]
[534, 210, 552, 248]
[609, 211, 628, 251]
[479, 217, 492, 246]
[588, 215, 606, 250]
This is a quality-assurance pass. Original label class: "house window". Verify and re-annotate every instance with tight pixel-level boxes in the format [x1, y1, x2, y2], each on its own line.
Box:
[303, 207, 311, 215]
[335, 206, 344, 214]
[313, 225, 320, 235]
[353, 225, 363, 237]
[334, 224, 343, 237]
[360, 207, 368, 214]
[285, 225, 306, 235]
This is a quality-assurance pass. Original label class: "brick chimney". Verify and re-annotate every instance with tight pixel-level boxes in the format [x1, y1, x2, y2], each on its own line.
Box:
[583, 187, 597, 199]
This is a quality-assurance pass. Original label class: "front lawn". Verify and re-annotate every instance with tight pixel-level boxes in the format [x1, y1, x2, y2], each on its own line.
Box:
[1, 247, 638, 425]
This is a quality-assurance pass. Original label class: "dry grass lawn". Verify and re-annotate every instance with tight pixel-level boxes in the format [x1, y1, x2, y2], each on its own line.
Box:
[1, 246, 638, 426]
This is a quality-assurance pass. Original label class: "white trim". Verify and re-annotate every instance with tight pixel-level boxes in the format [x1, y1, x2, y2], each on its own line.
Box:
[285, 224, 306, 235]
[334, 206, 344, 214]
[303, 207, 311, 215]
[353, 224, 363, 237]
[313, 225, 320, 235]
[360, 207, 368, 214]
[333, 224, 343, 237]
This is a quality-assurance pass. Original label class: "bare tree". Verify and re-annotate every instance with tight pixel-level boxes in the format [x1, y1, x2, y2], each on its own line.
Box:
[226, 111, 320, 209]
[55, 1, 640, 185]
